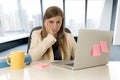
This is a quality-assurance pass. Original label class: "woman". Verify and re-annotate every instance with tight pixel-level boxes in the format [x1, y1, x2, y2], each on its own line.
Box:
[29, 6, 76, 61]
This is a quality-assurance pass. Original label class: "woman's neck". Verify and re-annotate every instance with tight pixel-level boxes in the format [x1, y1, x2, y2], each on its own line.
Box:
[54, 34, 58, 38]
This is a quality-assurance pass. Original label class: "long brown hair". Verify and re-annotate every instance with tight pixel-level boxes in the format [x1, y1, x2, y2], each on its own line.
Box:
[41, 6, 67, 60]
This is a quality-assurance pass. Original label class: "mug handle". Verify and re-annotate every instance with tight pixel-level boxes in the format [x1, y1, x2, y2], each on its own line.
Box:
[6, 54, 11, 65]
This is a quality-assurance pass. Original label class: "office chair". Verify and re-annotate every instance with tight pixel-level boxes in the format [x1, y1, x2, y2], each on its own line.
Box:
[27, 26, 71, 53]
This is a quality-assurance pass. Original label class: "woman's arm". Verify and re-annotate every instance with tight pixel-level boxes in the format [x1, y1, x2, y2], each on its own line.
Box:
[29, 30, 56, 60]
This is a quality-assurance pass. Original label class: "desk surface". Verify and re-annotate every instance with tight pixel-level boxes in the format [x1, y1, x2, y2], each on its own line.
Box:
[0, 61, 120, 80]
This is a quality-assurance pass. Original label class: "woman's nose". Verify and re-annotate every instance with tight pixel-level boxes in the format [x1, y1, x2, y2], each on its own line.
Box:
[53, 23, 57, 28]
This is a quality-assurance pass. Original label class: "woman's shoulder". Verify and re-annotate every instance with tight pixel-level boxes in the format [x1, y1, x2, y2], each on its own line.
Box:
[31, 29, 42, 37]
[65, 32, 76, 48]
[32, 29, 41, 34]
[65, 32, 74, 38]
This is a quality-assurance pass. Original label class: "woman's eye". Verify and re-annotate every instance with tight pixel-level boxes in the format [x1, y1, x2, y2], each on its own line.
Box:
[57, 21, 62, 24]
[49, 21, 54, 23]
[57, 21, 60, 24]
[49, 20, 62, 24]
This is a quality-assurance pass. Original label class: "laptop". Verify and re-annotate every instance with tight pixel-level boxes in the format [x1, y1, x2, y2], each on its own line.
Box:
[51, 29, 113, 70]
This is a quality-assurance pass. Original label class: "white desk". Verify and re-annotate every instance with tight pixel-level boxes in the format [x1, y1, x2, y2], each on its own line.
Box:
[0, 61, 120, 80]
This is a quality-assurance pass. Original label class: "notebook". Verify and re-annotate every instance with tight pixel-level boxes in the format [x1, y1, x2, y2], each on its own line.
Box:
[51, 29, 113, 70]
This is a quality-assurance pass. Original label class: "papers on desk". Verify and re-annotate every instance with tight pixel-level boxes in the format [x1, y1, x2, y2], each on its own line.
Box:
[32, 63, 49, 69]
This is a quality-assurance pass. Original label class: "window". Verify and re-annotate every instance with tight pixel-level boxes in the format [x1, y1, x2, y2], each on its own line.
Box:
[42, 0, 63, 14]
[65, 0, 85, 36]
[0, 0, 19, 36]
[0, 0, 41, 37]
[87, 0, 113, 30]
[21, 0, 42, 32]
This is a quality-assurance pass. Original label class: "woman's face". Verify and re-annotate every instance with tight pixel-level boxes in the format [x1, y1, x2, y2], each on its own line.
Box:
[45, 16, 62, 35]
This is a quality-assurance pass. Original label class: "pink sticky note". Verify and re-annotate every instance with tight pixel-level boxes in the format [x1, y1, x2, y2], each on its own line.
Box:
[33, 63, 49, 68]
[91, 44, 101, 56]
[100, 41, 108, 53]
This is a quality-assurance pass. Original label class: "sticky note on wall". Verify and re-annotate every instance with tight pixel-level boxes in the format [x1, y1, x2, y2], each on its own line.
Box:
[100, 41, 108, 53]
[91, 44, 101, 56]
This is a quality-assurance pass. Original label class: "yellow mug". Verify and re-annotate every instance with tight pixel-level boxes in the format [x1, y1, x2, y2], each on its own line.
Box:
[6, 51, 25, 69]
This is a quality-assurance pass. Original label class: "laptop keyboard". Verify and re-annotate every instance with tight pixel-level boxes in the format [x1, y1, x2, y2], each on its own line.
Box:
[66, 63, 74, 66]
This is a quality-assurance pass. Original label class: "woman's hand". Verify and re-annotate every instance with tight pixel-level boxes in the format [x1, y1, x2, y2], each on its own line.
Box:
[45, 20, 54, 36]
